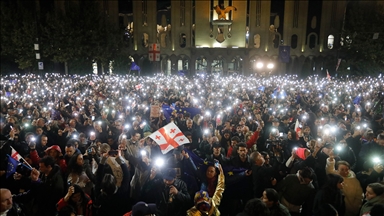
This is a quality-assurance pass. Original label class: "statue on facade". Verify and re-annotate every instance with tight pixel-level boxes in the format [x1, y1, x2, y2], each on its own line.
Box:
[214, 4, 237, 20]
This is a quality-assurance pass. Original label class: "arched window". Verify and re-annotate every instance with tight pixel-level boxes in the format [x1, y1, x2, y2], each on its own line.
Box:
[178, 60, 183, 71]
[291, 35, 298, 49]
[327, 35, 335, 49]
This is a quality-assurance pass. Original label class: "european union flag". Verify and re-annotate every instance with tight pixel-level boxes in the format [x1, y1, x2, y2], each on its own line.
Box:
[257, 86, 265, 92]
[130, 62, 141, 71]
[279, 46, 290, 63]
[353, 96, 362, 104]
[7, 155, 19, 178]
[162, 105, 201, 121]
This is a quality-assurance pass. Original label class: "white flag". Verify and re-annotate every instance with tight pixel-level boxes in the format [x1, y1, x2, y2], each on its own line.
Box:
[149, 122, 189, 154]
[11, 147, 22, 161]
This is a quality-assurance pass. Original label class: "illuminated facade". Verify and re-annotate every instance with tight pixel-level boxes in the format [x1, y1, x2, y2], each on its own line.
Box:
[60, 0, 352, 75]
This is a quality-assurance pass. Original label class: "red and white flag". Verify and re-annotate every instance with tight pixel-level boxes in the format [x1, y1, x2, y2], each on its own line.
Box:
[326, 70, 331, 81]
[135, 84, 143, 90]
[294, 119, 301, 140]
[11, 147, 22, 161]
[149, 122, 189, 154]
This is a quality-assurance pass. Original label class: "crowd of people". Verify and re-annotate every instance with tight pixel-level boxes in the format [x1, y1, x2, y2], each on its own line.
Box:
[0, 72, 383, 216]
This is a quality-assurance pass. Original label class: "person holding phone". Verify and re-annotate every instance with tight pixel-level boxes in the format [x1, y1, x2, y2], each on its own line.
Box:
[158, 168, 191, 216]
[56, 184, 93, 216]
[187, 163, 225, 216]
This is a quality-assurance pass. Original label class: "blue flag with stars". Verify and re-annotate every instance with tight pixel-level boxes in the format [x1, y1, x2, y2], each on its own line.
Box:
[7, 155, 19, 178]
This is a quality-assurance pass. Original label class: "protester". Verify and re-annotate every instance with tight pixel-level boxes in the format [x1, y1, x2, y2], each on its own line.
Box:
[57, 184, 93, 216]
[187, 163, 225, 215]
[0, 73, 383, 216]
[360, 183, 384, 216]
[312, 174, 345, 216]
[261, 188, 290, 216]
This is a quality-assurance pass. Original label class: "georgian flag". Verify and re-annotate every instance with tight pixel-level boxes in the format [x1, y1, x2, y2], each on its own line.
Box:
[11, 147, 22, 161]
[149, 122, 189, 154]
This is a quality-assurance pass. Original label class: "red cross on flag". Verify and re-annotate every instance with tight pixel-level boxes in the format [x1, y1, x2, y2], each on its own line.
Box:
[149, 122, 189, 154]
[11, 147, 22, 161]
[148, 43, 160, 61]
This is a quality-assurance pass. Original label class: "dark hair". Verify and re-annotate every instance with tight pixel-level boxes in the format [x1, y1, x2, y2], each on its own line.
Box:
[231, 136, 240, 142]
[264, 188, 279, 204]
[368, 183, 384, 196]
[321, 174, 344, 204]
[67, 153, 83, 175]
[65, 142, 76, 148]
[223, 130, 231, 135]
[39, 156, 55, 168]
[243, 198, 270, 216]
[101, 174, 117, 196]
[66, 139, 77, 148]
[341, 130, 351, 137]
[237, 142, 247, 148]
[370, 203, 384, 216]
[260, 151, 269, 158]
[300, 167, 314, 180]
[67, 184, 91, 210]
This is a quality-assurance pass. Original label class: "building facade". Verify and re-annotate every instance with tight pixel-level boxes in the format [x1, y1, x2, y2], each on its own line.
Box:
[61, 0, 350, 75]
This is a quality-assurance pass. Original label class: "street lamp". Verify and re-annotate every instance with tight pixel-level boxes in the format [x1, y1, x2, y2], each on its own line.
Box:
[256, 62, 264, 69]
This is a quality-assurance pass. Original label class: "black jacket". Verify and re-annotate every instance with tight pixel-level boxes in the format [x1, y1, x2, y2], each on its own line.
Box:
[157, 178, 191, 216]
[34, 164, 65, 216]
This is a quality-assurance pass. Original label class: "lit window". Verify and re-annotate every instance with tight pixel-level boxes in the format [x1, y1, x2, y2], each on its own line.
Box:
[327, 35, 334, 49]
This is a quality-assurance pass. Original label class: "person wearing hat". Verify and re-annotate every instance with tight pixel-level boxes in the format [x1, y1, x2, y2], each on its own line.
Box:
[157, 168, 191, 216]
[30, 144, 67, 173]
[187, 163, 225, 216]
[206, 142, 229, 165]
[123, 201, 157, 216]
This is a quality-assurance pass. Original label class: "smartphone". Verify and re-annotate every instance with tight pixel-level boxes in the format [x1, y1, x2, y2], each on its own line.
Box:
[67, 181, 71, 186]
[279, 132, 283, 137]
[87, 148, 92, 154]
[214, 159, 219, 168]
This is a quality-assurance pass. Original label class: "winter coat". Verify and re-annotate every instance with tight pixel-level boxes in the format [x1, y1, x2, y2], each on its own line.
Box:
[326, 158, 363, 216]
[187, 172, 225, 216]
[360, 195, 384, 216]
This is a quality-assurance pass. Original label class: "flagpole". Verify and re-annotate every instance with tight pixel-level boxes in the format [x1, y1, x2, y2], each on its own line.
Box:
[10, 146, 33, 169]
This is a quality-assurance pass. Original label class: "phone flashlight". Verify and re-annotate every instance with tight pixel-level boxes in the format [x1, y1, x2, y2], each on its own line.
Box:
[372, 157, 381, 164]
[155, 158, 164, 167]
[140, 150, 147, 156]
[214, 159, 219, 168]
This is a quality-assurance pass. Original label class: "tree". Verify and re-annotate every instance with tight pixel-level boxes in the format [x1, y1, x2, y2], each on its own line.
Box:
[342, 1, 384, 74]
[0, 1, 40, 72]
